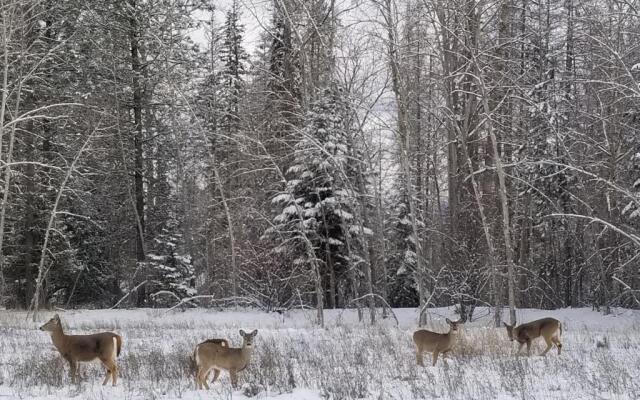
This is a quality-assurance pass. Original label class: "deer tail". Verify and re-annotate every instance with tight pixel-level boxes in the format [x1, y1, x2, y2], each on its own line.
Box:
[191, 344, 200, 374]
[115, 334, 123, 357]
[559, 322, 563, 337]
[196, 344, 202, 366]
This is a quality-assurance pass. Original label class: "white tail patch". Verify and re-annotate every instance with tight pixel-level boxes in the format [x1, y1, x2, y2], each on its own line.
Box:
[559, 322, 563, 337]
[195, 344, 201, 366]
[112, 337, 117, 359]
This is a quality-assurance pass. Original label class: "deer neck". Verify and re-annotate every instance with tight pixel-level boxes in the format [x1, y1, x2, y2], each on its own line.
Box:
[446, 328, 458, 343]
[49, 325, 67, 352]
[241, 343, 254, 363]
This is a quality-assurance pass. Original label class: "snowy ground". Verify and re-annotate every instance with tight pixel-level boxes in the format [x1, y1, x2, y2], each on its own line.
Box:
[0, 306, 638, 399]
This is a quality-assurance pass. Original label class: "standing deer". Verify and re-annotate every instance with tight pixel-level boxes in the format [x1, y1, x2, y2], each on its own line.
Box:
[503, 317, 562, 356]
[193, 338, 228, 383]
[194, 329, 257, 389]
[39, 314, 123, 385]
[413, 318, 463, 366]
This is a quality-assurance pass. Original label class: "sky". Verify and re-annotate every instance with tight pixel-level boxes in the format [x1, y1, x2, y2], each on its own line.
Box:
[190, 0, 271, 55]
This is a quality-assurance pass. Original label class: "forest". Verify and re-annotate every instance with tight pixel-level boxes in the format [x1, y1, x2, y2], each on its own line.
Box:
[0, 0, 638, 325]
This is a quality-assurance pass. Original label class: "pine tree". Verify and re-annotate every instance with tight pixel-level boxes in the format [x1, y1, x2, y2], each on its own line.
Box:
[266, 87, 367, 308]
[265, 1, 303, 171]
[144, 214, 197, 307]
[218, 0, 248, 134]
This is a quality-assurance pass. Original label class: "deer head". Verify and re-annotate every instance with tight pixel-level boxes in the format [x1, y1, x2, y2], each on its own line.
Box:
[503, 321, 516, 341]
[239, 329, 258, 347]
[40, 314, 62, 332]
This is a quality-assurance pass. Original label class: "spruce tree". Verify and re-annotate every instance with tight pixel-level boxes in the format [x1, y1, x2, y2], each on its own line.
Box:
[218, 0, 248, 134]
[266, 87, 367, 308]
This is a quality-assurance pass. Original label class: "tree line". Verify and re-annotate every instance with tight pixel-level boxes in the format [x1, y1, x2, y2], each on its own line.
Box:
[0, 0, 638, 324]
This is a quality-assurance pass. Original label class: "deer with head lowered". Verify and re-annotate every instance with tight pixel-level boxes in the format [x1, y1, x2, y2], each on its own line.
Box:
[194, 329, 257, 389]
[413, 318, 463, 366]
[39, 314, 123, 385]
[503, 317, 562, 356]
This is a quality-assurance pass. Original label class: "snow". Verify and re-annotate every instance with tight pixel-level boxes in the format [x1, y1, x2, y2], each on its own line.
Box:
[0, 307, 638, 399]
[0, 386, 320, 400]
[271, 193, 293, 204]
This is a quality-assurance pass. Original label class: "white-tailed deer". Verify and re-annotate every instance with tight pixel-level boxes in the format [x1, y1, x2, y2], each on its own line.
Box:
[195, 338, 228, 383]
[39, 314, 123, 385]
[194, 329, 257, 389]
[413, 318, 462, 366]
[503, 317, 562, 356]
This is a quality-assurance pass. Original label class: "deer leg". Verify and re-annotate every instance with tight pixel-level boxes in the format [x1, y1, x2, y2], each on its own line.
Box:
[432, 351, 439, 366]
[211, 368, 221, 383]
[541, 336, 553, 356]
[201, 367, 211, 390]
[196, 367, 205, 390]
[416, 349, 424, 366]
[110, 364, 118, 386]
[66, 358, 78, 383]
[526, 339, 532, 356]
[516, 342, 525, 355]
[195, 367, 203, 390]
[230, 369, 238, 388]
[99, 358, 117, 386]
[552, 336, 562, 355]
[101, 369, 111, 386]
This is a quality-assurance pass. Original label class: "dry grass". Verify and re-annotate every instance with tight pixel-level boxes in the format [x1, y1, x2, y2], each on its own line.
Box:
[0, 309, 638, 399]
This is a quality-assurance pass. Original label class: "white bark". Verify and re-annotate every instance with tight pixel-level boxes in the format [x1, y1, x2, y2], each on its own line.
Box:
[0, 2, 15, 297]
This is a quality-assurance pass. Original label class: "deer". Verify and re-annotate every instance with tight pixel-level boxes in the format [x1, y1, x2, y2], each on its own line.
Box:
[503, 317, 562, 356]
[39, 314, 123, 386]
[192, 338, 228, 383]
[194, 329, 257, 389]
[413, 318, 463, 366]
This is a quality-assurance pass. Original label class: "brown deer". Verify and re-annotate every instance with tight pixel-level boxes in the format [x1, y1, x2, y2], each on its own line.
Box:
[194, 329, 257, 389]
[503, 317, 562, 356]
[413, 318, 463, 366]
[194, 338, 228, 383]
[39, 314, 123, 385]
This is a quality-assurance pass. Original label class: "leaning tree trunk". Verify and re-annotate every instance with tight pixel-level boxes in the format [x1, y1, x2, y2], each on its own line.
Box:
[481, 93, 517, 326]
[31, 121, 99, 320]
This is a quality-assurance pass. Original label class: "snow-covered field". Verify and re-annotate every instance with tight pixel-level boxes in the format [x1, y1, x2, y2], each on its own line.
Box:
[0, 307, 638, 399]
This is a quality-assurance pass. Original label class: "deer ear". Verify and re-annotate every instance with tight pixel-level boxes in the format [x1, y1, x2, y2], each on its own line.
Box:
[445, 318, 452, 324]
[251, 329, 258, 336]
[53, 314, 60, 320]
[239, 329, 246, 337]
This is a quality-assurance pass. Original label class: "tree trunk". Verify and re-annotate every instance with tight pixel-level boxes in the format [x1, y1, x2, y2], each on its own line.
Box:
[31, 122, 98, 320]
[382, 0, 429, 326]
[0, 6, 12, 295]
[129, 0, 145, 266]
